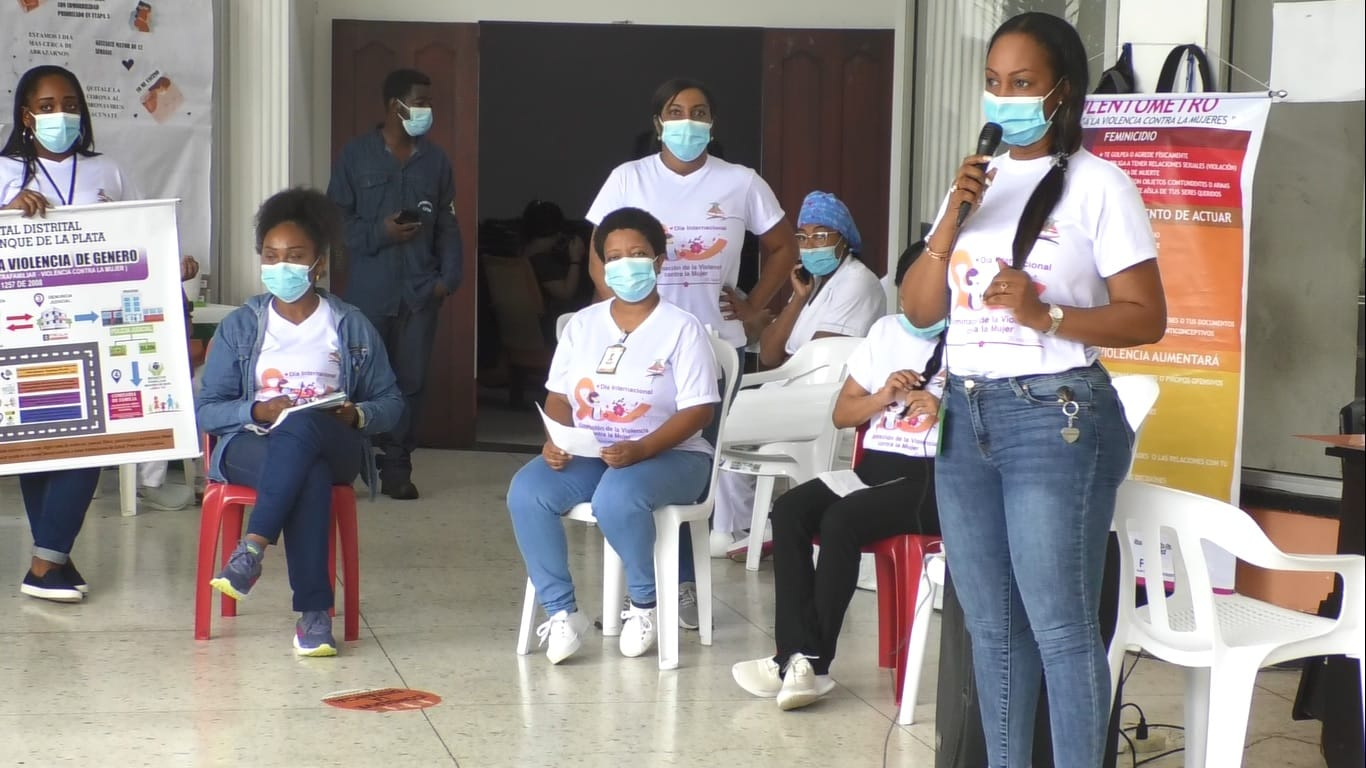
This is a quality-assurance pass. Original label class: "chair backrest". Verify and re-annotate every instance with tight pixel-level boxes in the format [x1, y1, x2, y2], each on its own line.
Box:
[744, 335, 864, 388]
[481, 253, 547, 355]
[696, 334, 742, 507]
[555, 311, 575, 341]
[1114, 481, 1335, 656]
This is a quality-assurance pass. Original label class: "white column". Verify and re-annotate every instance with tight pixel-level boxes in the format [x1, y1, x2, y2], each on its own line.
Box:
[886, 0, 916, 310]
[218, 0, 294, 304]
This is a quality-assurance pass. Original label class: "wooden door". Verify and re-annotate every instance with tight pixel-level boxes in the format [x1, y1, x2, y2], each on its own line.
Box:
[331, 21, 478, 450]
[761, 30, 895, 276]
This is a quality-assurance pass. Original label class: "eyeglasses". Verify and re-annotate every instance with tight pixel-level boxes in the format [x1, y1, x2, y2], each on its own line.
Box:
[794, 231, 841, 247]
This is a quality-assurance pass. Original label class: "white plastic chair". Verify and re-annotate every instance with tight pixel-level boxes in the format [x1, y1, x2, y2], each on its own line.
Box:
[1110, 481, 1365, 768]
[111, 460, 198, 516]
[719, 336, 864, 570]
[554, 312, 575, 341]
[896, 373, 1161, 724]
[515, 334, 741, 670]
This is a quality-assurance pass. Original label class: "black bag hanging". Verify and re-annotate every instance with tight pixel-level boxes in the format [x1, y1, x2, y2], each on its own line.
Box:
[1156, 43, 1216, 93]
[1094, 42, 1137, 94]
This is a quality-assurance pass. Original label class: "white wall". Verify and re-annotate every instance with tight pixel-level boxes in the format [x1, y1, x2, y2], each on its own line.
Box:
[1116, 0, 1225, 90]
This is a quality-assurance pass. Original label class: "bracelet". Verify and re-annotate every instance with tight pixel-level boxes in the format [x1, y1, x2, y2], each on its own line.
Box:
[925, 244, 950, 262]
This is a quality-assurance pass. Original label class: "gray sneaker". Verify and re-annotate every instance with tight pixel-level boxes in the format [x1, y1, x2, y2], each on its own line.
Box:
[679, 581, 699, 630]
[138, 482, 193, 511]
[293, 610, 337, 657]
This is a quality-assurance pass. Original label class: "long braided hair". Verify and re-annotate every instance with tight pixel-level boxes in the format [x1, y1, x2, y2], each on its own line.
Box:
[988, 13, 1089, 268]
[1, 65, 100, 191]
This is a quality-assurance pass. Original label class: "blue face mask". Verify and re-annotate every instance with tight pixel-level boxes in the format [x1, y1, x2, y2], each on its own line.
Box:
[261, 260, 315, 303]
[659, 119, 711, 162]
[897, 314, 947, 339]
[981, 81, 1062, 147]
[604, 257, 658, 303]
[799, 246, 842, 277]
[399, 101, 433, 137]
[31, 112, 81, 154]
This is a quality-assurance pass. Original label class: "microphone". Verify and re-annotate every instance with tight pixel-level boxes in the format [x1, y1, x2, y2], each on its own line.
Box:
[955, 122, 1003, 228]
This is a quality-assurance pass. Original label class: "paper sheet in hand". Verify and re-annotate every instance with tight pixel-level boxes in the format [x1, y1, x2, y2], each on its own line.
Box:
[272, 391, 349, 430]
[818, 470, 869, 498]
[537, 404, 604, 457]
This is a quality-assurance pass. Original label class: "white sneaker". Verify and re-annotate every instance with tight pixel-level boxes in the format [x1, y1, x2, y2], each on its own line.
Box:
[710, 529, 740, 558]
[732, 657, 783, 698]
[536, 610, 591, 665]
[678, 582, 699, 630]
[138, 482, 193, 511]
[619, 603, 657, 658]
[776, 653, 835, 711]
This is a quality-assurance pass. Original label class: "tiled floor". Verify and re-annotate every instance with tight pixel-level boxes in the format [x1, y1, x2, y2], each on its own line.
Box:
[0, 452, 1330, 767]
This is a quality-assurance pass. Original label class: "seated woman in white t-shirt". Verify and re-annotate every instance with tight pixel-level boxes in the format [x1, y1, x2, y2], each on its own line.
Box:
[731, 242, 944, 711]
[712, 191, 886, 557]
[508, 207, 721, 665]
[197, 188, 403, 657]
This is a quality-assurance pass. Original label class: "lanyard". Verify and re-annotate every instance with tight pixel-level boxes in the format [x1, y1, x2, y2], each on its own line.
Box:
[36, 153, 77, 206]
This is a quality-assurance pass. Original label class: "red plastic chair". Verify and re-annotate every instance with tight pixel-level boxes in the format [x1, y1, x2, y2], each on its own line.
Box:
[193, 434, 361, 642]
[845, 426, 940, 703]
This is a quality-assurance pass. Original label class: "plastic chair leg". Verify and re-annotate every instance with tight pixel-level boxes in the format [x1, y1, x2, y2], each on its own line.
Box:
[194, 485, 224, 640]
[336, 497, 360, 642]
[1184, 667, 1211, 768]
[218, 504, 244, 618]
[892, 539, 927, 694]
[897, 568, 937, 724]
[873, 551, 898, 668]
[1200, 660, 1260, 768]
[690, 520, 713, 646]
[515, 579, 537, 655]
[119, 464, 138, 517]
[601, 541, 625, 637]
[655, 521, 681, 671]
[746, 475, 776, 572]
[327, 511, 338, 620]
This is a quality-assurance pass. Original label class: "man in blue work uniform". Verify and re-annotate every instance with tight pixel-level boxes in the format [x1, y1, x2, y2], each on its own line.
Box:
[327, 68, 462, 500]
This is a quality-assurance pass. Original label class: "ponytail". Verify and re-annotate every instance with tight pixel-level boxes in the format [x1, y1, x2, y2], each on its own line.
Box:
[1008, 99, 1079, 269]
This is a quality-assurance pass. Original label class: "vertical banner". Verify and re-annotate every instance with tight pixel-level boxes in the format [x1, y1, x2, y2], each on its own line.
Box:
[0, 0, 213, 276]
[0, 200, 197, 474]
[1082, 94, 1271, 591]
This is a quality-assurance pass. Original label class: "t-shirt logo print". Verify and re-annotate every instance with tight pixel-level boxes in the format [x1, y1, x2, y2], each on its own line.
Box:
[705, 202, 726, 219]
[645, 359, 667, 376]
[1037, 219, 1061, 245]
[573, 378, 651, 423]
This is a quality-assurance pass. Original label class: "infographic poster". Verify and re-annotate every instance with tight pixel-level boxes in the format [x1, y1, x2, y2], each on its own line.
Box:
[1083, 93, 1271, 591]
[0, 0, 213, 274]
[0, 199, 196, 474]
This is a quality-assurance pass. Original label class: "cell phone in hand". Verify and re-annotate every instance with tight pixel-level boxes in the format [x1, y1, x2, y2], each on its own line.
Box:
[796, 266, 813, 284]
[395, 209, 421, 225]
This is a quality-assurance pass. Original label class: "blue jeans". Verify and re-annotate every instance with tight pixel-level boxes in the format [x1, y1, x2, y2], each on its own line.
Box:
[20, 467, 101, 563]
[508, 449, 711, 615]
[935, 365, 1132, 768]
[221, 411, 364, 612]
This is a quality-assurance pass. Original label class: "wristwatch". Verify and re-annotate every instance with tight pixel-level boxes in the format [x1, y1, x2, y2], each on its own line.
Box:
[1044, 303, 1064, 336]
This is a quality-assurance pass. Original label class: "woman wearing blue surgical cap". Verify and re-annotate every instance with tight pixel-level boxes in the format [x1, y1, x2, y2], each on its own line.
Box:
[731, 242, 944, 711]
[757, 191, 886, 368]
[712, 191, 887, 558]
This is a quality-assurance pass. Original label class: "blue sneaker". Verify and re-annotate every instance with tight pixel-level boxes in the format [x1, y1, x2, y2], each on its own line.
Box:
[293, 610, 337, 657]
[209, 540, 263, 601]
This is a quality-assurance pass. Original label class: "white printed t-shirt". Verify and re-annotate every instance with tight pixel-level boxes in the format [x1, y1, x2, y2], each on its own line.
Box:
[254, 301, 343, 404]
[940, 148, 1156, 378]
[585, 154, 786, 348]
[547, 299, 720, 454]
[786, 257, 886, 355]
[845, 315, 945, 459]
[0, 153, 137, 206]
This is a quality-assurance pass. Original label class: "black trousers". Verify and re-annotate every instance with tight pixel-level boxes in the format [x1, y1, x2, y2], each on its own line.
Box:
[365, 302, 440, 476]
[770, 451, 939, 675]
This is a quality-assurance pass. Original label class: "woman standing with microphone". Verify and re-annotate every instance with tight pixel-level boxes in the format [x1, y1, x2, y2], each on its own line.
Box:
[900, 13, 1165, 768]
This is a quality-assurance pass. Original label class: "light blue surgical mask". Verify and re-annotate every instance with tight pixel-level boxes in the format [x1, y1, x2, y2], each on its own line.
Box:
[399, 100, 433, 137]
[981, 81, 1062, 147]
[604, 257, 658, 303]
[897, 314, 947, 339]
[799, 246, 842, 277]
[261, 260, 315, 303]
[659, 119, 711, 162]
[32, 111, 81, 154]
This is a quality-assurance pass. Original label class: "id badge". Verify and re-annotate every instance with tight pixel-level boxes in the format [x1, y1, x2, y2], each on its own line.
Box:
[597, 344, 626, 375]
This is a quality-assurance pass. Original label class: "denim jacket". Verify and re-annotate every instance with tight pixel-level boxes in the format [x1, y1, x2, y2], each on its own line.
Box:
[195, 290, 403, 496]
